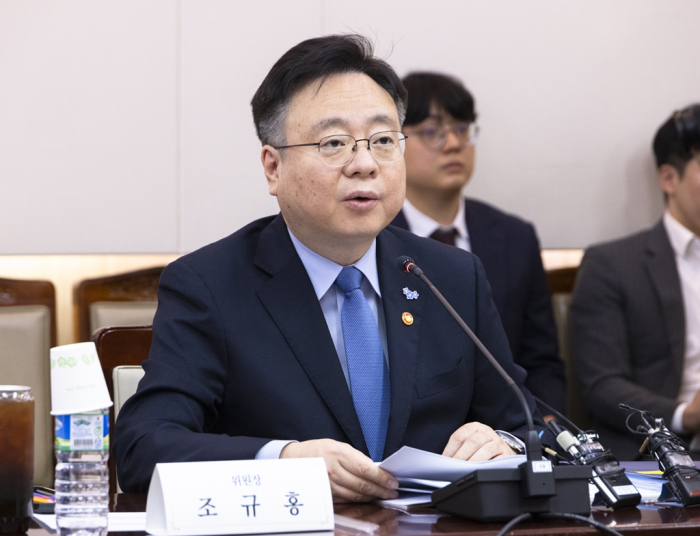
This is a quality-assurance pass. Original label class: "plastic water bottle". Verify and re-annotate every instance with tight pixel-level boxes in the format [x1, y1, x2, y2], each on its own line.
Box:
[54, 408, 109, 536]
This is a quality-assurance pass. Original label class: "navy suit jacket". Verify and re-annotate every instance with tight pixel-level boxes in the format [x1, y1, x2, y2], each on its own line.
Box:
[113, 214, 543, 492]
[392, 199, 565, 413]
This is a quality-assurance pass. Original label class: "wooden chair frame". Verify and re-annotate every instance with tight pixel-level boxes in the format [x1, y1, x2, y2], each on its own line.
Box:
[0, 276, 57, 486]
[0, 276, 57, 346]
[545, 266, 592, 429]
[74, 266, 164, 342]
[92, 325, 153, 494]
[546, 266, 578, 295]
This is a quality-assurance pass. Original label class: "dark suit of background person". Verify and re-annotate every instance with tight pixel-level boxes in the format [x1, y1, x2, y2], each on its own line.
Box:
[391, 200, 563, 414]
[392, 72, 565, 417]
[570, 104, 700, 461]
[113, 214, 540, 491]
[113, 36, 544, 498]
[570, 222, 684, 459]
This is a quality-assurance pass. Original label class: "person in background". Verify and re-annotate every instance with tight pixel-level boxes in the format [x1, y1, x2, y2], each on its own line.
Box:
[391, 72, 565, 420]
[570, 104, 700, 460]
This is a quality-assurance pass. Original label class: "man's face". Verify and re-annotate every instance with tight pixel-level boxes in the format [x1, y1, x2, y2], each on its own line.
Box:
[667, 157, 700, 237]
[402, 106, 476, 197]
[265, 72, 405, 260]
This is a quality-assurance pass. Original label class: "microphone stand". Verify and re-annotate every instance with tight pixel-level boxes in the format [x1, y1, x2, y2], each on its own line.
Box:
[397, 256, 591, 522]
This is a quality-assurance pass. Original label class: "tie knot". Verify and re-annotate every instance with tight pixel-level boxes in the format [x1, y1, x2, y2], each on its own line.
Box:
[336, 266, 363, 294]
[430, 227, 458, 246]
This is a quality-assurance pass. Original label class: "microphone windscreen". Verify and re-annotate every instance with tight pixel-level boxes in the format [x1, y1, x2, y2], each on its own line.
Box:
[396, 256, 414, 273]
[556, 431, 579, 451]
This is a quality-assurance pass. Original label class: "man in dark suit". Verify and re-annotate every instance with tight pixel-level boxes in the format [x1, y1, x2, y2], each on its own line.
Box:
[113, 35, 543, 500]
[570, 104, 700, 460]
[391, 73, 565, 418]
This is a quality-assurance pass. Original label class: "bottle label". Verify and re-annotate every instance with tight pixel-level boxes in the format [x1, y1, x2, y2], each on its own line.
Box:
[55, 413, 109, 451]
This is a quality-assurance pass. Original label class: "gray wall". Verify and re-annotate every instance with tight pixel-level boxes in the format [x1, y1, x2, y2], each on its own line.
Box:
[1, 0, 698, 253]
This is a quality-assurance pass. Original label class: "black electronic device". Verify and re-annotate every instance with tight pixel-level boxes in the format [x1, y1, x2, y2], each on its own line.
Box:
[396, 256, 592, 522]
[32, 486, 55, 515]
[621, 404, 700, 507]
[431, 464, 591, 522]
[535, 396, 641, 509]
[548, 421, 641, 509]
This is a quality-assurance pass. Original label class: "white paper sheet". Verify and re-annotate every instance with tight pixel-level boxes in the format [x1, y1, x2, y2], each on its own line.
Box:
[109, 512, 148, 531]
[376, 494, 433, 510]
[379, 446, 527, 481]
[395, 477, 450, 493]
[33, 512, 147, 532]
[396, 477, 450, 490]
[626, 472, 664, 502]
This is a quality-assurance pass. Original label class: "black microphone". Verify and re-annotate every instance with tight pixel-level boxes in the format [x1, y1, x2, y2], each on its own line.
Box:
[397, 256, 537, 442]
[535, 397, 641, 509]
[620, 404, 700, 506]
[397, 255, 423, 276]
[396, 255, 591, 521]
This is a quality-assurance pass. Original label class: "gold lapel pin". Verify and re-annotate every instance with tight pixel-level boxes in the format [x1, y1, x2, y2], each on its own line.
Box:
[402, 312, 414, 325]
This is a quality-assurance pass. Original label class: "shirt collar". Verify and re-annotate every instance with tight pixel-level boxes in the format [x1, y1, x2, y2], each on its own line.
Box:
[288, 228, 381, 300]
[664, 211, 699, 259]
[402, 197, 468, 240]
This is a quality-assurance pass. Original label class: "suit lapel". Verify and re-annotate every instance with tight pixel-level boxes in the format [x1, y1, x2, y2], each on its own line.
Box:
[254, 216, 368, 453]
[644, 221, 686, 378]
[376, 229, 426, 456]
[390, 209, 409, 231]
[465, 199, 507, 310]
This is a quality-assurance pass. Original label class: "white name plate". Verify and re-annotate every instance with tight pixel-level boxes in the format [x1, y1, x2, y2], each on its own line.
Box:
[145, 458, 334, 536]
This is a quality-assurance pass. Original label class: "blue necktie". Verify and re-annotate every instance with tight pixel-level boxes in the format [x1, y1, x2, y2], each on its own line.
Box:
[335, 266, 390, 462]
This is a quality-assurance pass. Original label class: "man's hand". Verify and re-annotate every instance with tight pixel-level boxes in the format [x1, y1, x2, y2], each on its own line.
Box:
[442, 422, 515, 461]
[683, 391, 700, 432]
[280, 439, 398, 503]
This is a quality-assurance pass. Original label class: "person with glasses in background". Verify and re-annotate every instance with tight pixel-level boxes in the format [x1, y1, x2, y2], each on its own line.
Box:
[391, 73, 565, 421]
[113, 37, 546, 501]
[571, 104, 700, 460]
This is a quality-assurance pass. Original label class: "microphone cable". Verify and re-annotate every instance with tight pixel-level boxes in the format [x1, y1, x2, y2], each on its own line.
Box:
[494, 512, 624, 536]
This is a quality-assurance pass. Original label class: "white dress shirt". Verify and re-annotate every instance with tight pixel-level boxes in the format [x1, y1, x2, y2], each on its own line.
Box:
[287, 230, 389, 376]
[401, 197, 471, 252]
[256, 229, 388, 459]
[664, 212, 700, 440]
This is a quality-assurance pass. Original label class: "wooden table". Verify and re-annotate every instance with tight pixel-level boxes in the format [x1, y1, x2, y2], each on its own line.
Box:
[24, 492, 700, 536]
[25, 463, 700, 536]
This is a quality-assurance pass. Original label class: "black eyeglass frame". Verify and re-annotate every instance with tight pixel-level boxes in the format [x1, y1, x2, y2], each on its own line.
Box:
[272, 131, 408, 166]
[405, 122, 480, 151]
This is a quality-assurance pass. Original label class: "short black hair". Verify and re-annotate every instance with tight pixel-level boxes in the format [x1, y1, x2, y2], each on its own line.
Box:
[251, 34, 407, 146]
[653, 103, 700, 175]
[402, 72, 477, 126]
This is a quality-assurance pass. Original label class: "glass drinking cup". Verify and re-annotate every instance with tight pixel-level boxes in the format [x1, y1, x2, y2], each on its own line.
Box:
[0, 386, 34, 535]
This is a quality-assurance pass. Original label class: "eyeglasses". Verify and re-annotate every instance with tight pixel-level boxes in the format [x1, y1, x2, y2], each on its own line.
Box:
[409, 122, 479, 150]
[273, 131, 407, 167]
